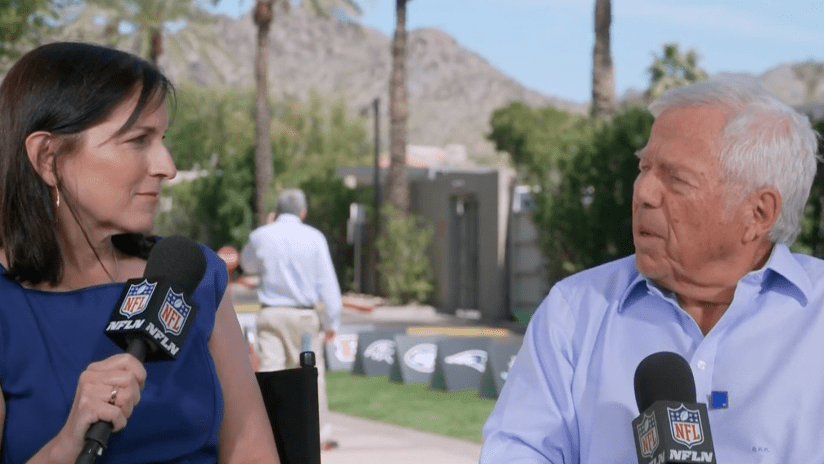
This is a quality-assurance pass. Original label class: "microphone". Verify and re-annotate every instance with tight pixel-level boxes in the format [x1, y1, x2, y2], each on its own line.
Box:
[631, 352, 717, 464]
[75, 236, 207, 464]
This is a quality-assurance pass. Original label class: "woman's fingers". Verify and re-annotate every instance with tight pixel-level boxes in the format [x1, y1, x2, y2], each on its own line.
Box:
[69, 353, 147, 438]
[86, 353, 147, 389]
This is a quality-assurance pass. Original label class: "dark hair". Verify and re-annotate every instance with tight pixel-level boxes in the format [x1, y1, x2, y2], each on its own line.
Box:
[0, 42, 174, 285]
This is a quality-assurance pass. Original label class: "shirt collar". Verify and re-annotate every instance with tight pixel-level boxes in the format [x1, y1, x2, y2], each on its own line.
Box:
[757, 242, 812, 306]
[617, 243, 812, 313]
[275, 213, 302, 224]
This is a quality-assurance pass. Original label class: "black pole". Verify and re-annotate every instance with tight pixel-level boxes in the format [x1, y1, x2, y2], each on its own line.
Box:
[372, 98, 381, 295]
[373, 97, 381, 234]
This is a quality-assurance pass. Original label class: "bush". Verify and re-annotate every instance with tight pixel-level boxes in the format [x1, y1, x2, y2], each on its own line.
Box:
[375, 204, 434, 304]
[535, 106, 653, 278]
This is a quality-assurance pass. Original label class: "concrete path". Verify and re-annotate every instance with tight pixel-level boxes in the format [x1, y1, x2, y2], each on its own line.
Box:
[321, 411, 482, 464]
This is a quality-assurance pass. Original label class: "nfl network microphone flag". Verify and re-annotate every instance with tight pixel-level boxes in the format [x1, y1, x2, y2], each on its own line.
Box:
[105, 276, 199, 361]
[632, 400, 716, 464]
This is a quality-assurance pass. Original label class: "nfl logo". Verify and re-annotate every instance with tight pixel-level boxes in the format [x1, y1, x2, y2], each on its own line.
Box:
[636, 412, 659, 457]
[119, 280, 156, 318]
[668, 404, 704, 448]
[159, 289, 192, 336]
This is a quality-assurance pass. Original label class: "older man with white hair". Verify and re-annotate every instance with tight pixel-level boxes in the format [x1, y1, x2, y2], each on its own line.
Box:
[481, 77, 824, 463]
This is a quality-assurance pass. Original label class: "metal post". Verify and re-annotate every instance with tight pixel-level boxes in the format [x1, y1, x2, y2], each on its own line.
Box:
[372, 98, 381, 294]
[373, 98, 381, 236]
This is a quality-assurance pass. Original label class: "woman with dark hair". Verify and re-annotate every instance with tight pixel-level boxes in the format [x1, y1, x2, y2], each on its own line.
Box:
[0, 43, 279, 463]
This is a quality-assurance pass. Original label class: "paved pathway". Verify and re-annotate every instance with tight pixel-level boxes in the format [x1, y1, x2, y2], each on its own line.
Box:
[321, 412, 482, 464]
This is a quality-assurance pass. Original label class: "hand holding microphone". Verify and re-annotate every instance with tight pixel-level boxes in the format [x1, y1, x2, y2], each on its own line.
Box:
[57, 353, 146, 461]
[74, 236, 206, 464]
[632, 352, 717, 464]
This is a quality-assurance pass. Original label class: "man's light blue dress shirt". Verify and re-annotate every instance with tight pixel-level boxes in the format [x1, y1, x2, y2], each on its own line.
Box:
[240, 214, 341, 331]
[481, 244, 824, 463]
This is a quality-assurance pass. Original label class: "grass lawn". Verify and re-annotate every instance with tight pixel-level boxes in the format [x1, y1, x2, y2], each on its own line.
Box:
[326, 371, 497, 443]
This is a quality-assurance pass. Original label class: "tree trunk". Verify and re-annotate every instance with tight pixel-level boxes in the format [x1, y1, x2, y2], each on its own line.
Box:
[387, 0, 409, 214]
[591, 0, 615, 120]
[148, 28, 163, 64]
[253, 1, 274, 226]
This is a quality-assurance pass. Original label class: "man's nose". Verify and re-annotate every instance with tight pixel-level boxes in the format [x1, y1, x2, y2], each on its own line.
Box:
[633, 171, 663, 208]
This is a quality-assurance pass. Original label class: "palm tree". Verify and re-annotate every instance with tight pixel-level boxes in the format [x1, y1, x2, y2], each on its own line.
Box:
[387, 0, 411, 214]
[0, 0, 79, 60]
[591, 0, 614, 119]
[249, 0, 362, 226]
[252, 0, 275, 226]
[647, 43, 708, 100]
[85, 0, 214, 64]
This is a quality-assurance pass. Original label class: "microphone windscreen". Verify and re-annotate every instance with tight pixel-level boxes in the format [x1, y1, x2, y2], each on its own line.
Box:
[144, 235, 207, 295]
[633, 351, 696, 413]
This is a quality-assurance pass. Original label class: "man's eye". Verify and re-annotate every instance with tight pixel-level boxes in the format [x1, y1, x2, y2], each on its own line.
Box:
[669, 172, 688, 184]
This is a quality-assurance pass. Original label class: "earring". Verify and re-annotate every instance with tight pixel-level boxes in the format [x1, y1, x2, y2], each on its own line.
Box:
[55, 187, 60, 209]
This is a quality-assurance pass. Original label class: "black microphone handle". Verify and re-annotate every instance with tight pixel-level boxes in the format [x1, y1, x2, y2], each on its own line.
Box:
[74, 338, 151, 464]
[75, 422, 111, 464]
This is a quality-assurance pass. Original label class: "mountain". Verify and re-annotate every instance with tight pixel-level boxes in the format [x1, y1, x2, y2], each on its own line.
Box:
[759, 61, 824, 108]
[173, 7, 591, 161]
[29, 4, 586, 161]
[5, 5, 823, 161]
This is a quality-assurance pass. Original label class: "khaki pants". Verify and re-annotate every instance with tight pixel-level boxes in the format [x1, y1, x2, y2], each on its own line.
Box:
[255, 306, 331, 442]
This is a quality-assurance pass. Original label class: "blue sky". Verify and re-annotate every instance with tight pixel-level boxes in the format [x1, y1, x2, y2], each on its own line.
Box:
[210, 0, 824, 104]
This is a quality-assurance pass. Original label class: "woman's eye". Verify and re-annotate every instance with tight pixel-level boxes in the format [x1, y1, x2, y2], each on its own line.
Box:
[130, 135, 148, 146]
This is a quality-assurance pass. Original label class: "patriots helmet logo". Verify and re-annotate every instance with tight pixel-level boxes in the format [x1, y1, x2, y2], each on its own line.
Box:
[444, 349, 488, 373]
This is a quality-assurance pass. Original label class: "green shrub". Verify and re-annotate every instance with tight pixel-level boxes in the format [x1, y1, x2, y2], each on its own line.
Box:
[375, 205, 434, 304]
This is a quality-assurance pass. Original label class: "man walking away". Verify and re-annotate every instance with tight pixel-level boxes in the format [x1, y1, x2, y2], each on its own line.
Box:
[241, 188, 342, 451]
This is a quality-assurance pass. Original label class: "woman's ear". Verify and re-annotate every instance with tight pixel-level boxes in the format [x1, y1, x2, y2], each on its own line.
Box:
[24, 131, 57, 187]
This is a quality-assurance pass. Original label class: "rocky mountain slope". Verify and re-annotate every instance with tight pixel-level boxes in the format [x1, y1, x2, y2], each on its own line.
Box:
[8, 5, 824, 160]
[48, 4, 584, 161]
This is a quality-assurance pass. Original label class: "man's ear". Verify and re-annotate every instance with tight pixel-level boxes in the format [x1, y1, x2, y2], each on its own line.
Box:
[744, 187, 781, 243]
[24, 131, 57, 187]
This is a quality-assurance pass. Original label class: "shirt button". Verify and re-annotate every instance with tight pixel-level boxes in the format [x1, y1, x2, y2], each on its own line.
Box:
[697, 360, 706, 370]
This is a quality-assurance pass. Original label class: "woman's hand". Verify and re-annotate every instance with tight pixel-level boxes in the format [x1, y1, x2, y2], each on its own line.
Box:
[50, 353, 146, 462]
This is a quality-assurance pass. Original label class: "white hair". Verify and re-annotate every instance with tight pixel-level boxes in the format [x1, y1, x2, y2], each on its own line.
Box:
[648, 76, 820, 244]
[276, 189, 307, 216]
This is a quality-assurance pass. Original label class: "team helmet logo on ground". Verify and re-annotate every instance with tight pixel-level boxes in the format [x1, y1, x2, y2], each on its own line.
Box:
[333, 334, 358, 363]
[444, 349, 487, 373]
[364, 340, 395, 364]
[404, 343, 437, 373]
